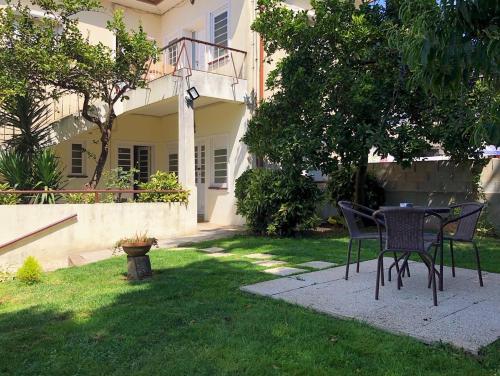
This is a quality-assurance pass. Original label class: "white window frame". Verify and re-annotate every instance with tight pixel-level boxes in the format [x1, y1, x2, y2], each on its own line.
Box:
[70, 142, 86, 177]
[209, 4, 230, 68]
[211, 135, 229, 188]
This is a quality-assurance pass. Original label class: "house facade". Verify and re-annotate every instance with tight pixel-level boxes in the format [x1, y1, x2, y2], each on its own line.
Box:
[0, 0, 311, 226]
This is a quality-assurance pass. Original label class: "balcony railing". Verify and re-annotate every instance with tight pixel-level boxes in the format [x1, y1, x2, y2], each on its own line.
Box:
[145, 37, 247, 83]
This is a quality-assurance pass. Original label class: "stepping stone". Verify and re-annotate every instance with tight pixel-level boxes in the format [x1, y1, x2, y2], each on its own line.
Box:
[245, 253, 273, 260]
[263, 267, 307, 276]
[206, 252, 234, 258]
[297, 261, 337, 270]
[199, 247, 225, 254]
[253, 260, 287, 267]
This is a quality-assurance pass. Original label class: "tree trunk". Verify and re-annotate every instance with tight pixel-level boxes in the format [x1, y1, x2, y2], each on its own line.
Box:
[88, 127, 111, 188]
[354, 154, 369, 205]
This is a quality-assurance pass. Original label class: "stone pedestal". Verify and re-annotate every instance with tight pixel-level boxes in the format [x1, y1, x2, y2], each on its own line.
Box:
[127, 255, 152, 280]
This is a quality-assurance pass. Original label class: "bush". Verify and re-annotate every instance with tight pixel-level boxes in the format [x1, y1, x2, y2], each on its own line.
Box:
[0, 183, 20, 205]
[137, 171, 189, 203]
[0, 149, 32, 189]
[32, 149, 66, 204]
[327, 167, 385, 209]
[235, 168, 322, 236]
[16, 256, 43, 284]
[63, 192, 97, 204]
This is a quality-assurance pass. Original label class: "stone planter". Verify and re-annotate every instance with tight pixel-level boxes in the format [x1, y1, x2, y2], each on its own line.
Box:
[121, 241, 154, 280]
[121, 242, 153, 257]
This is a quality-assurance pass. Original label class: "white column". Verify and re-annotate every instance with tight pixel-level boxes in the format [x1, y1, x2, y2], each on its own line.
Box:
[177, 69, 197, 224]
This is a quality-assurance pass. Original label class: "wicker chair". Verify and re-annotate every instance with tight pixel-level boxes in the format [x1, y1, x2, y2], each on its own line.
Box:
[373, 208, 443, 306]
[338, 201, 385, 280]
[443, 202, 484, 286]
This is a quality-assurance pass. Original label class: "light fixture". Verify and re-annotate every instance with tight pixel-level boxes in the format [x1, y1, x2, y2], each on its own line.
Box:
[187, 86, 200, 101]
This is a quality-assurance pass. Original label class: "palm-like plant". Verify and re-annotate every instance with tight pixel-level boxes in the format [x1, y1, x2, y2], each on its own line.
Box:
[0, 148, 32, 189]
[0, 92, 53, 160]
[32, 149, 66, 204]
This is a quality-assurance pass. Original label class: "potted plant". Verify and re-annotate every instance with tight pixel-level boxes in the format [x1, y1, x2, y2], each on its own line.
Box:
[114, 233, 158, 257]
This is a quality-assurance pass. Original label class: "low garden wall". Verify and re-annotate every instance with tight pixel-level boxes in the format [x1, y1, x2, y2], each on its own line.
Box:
[0, 202, 197, 271]
[369, 159, 500, 233]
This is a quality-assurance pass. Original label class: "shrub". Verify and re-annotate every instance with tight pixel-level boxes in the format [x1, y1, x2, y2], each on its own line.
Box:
[137, 171, 189, 203]
[16, 256, 43, 284]
[0, 149, 32, 189]
[235, 168, 322, 236]
[63, 192, 96, 204]
[327, 167, 385, 209]
[0, 183, 20, 205]
[103, 167, 138, 202]
[32, 149, 66, 204]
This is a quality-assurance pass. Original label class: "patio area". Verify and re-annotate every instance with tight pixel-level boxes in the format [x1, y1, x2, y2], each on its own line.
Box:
[242, 258, 500, 354]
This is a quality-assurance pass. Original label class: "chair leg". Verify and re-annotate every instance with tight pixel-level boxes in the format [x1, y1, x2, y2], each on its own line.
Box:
[473, 241, 484, 287]
[450, 239, 456, 278]
[380, 256, 385, 287]
[431, 257, 438, 306]
[356, 240, 361, 273]
[405, 261, 411, 277]
[375, 253, 384, 300]
[439, 240, 444, 291]
[345, 239, 353, 280]
[388, 252, 401, 282]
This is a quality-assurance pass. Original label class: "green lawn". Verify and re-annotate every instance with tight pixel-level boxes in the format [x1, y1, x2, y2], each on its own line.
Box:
[1, 234, 499, 375]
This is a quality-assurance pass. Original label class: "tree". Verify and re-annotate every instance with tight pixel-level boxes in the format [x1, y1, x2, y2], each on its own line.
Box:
[0, 0, 158, 187]
[397, 0, 499, 145]
[247, 0, 436, 205]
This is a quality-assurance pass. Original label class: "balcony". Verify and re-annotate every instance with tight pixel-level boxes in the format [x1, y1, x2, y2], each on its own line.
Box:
[0, 38, 248, 144]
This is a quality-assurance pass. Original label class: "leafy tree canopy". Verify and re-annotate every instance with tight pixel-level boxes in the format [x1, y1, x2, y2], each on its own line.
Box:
[397, 0, 499, 145]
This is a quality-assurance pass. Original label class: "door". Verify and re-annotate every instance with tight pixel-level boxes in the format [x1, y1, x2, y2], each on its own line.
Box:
[134, 146, 151, 186]
[194, 142, 206, 216]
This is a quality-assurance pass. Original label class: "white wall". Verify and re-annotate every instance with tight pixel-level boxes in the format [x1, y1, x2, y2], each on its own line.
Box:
[0, 201, 197, 271]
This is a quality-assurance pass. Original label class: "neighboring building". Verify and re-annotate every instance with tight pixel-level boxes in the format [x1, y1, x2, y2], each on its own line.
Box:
[0, 0, 312, 226]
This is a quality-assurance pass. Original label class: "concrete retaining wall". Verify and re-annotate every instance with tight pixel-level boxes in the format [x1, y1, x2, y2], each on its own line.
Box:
[0, 202, 197, 270]
[369, 159, 500, 233]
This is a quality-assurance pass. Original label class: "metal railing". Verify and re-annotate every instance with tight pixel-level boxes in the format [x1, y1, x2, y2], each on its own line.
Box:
[145, 37, 247, 83]
[0, 189, 188, 204]
[0, 214, 78, 252]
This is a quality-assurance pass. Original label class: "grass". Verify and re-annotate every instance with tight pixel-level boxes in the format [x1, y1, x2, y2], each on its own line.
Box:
[0, 233, 499, 375]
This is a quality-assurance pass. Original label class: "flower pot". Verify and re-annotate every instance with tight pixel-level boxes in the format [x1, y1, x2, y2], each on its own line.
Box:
[121, 242, 153, 257]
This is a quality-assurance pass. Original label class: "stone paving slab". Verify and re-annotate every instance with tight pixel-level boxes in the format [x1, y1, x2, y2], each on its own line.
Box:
[297, 261, 337, 270]
[206, 252, 234, 258]
[245, 253, 274, 260]
[252, 260, 287, 267]
[263, 267, 307, 276]
[241, 259, 500, 353]
[199, 247, 226, 254]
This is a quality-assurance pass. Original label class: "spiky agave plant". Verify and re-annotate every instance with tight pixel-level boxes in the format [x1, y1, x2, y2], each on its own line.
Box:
[32, 149, 66, 204]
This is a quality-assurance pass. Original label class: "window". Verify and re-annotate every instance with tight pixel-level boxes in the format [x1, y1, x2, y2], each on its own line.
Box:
[167, 39, 178, 66]
[117, 147, 132, 172]
[212, 9, 228, 64]
[71, 143, 84, 175]
[213, 148, 228, 185]
[169, 153, 178, 175]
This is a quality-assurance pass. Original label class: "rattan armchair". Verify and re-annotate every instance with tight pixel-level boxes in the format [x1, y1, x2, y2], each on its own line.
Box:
[373, 208, 443, 306]
[338, 201, 383, 280]
[443, 202, 484, 286]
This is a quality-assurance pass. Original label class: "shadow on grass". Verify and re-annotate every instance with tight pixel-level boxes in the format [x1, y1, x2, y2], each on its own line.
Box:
[0, 244, 499, 375]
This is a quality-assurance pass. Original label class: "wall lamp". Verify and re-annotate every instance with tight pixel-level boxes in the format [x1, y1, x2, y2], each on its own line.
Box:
[187, 86, 200, 101]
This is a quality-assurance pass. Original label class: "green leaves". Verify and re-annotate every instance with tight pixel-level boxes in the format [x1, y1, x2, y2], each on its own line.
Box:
[235, 169, 322, 236]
